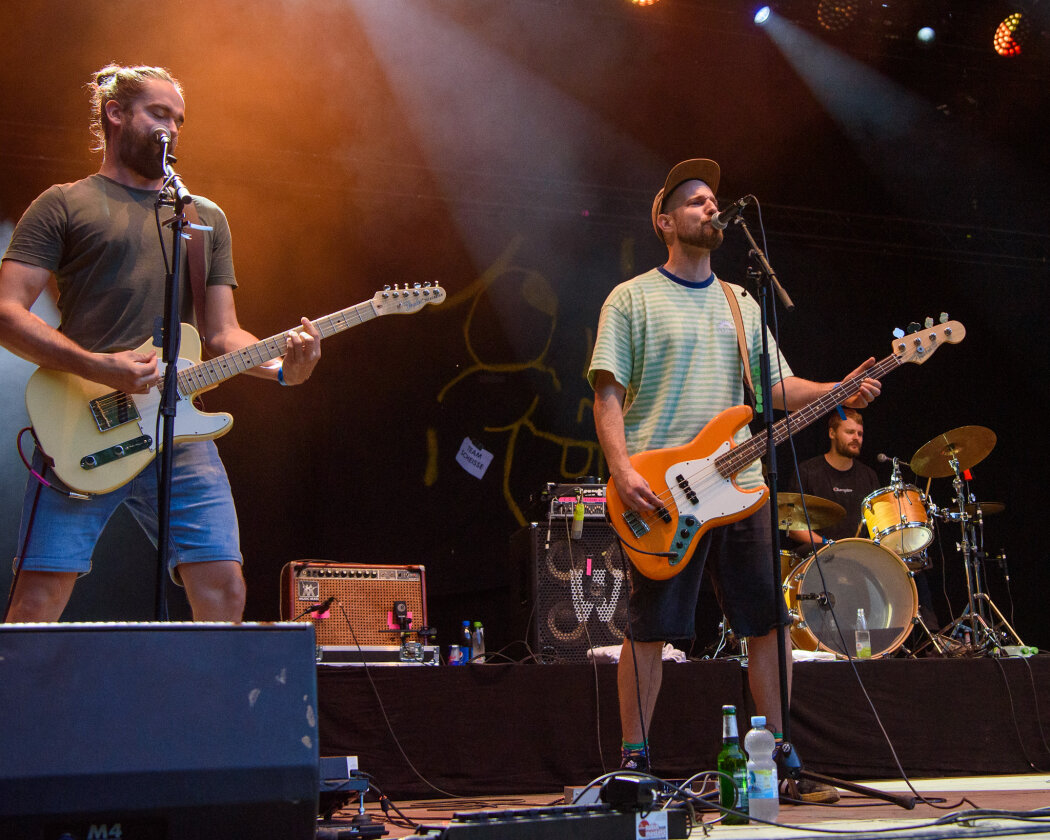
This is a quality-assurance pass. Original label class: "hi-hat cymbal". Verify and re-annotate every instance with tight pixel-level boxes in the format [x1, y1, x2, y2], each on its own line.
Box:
[964, 501, 1005, 517]
[910, 426, 997, 478]
[777, 492, 846, 531]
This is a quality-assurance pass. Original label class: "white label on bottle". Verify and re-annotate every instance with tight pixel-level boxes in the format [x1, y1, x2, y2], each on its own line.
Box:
[749, 767, 776, 799]
[635, 810, 669, 839]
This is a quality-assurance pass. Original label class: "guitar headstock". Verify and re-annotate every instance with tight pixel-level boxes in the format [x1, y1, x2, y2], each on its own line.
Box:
[891, 319, 965, 365]
[373, 282, 446, 315]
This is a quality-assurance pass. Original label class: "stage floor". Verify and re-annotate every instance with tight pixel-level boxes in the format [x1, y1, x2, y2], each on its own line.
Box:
[331, 774, 1050, 839]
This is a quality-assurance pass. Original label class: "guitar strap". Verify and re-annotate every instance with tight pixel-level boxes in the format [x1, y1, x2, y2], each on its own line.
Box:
[182, 203, 208, 342]
[718, 279, 757, 412]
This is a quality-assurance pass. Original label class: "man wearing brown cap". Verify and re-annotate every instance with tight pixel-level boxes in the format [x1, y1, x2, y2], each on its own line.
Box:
[588, 159, 880, 802]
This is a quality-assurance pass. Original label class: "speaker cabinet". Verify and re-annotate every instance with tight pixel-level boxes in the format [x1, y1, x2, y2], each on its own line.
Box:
[280, 561, 427, 646]
[0, 622, 318, 840]
[512, 521, 629, 663]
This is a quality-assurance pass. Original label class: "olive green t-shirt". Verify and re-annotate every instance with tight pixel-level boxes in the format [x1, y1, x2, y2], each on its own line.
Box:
[3, 174, 237, 353]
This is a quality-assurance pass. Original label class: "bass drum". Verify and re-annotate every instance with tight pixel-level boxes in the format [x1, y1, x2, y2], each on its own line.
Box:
[783, 538, 917, 659]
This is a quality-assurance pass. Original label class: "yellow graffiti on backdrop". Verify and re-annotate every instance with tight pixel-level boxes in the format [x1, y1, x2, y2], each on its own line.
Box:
[428, 237, 605, 524]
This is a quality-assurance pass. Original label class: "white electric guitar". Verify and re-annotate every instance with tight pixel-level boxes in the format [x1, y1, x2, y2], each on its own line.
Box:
[25, 284, 445, 495]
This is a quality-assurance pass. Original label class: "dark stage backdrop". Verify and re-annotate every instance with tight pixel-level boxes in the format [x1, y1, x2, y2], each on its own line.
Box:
[1, 1, 1047, 651]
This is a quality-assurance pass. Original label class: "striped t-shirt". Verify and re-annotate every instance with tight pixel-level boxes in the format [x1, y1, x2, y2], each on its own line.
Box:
[587, 267, 793, 490]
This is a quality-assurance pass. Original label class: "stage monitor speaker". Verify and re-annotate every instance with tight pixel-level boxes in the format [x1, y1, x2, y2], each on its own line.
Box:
[280, 561, 428, 646]
[0, 622, 318, 840]
[512, 521, 628, 663]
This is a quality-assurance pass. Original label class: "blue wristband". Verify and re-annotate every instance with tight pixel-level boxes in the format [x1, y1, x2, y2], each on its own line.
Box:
[277, 366, 289, 386]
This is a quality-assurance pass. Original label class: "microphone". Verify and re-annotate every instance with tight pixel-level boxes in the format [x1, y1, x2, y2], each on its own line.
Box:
[709, 195, 754, 230]
[876, 453, 890, 463]
[153, 128, 194, 204]
[308, 596, 336, 617]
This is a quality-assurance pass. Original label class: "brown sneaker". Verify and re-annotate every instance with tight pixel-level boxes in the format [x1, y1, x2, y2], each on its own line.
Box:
[780, 777, 841, 804]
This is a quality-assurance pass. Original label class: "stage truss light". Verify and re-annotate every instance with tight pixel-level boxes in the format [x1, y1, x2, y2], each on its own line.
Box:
[754, 5, 772, 25]
[916, 26, 936, 46]
[629, 0, 661, 6]
[816, 0, 859, 32]
[993, 12, 1028, 56]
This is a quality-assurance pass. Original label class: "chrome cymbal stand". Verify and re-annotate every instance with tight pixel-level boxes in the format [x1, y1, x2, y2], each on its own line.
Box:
[929, 448, 1024, 653]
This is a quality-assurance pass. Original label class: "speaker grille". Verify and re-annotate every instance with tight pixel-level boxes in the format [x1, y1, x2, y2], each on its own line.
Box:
[280, 562, 427, 646]
[517, 522, 629, 663]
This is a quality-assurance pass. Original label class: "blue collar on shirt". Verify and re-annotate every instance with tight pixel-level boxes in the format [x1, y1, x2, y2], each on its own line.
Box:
[658, 266, 716, 289]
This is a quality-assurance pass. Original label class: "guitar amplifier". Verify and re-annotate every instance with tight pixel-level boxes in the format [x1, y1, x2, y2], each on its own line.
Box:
[511, 521, 628, 663]
[279, 562, 427, 647]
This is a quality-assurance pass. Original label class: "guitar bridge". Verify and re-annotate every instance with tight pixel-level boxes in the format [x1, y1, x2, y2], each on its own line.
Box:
[89, 391, 141, 431]
[622, 510, 650, 539]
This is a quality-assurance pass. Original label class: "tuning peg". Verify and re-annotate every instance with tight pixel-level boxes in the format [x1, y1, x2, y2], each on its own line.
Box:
[924, 316, 934, 328]
[939, 312, 949, 324]
[893, 327, 905, 339]
[906, 321, 921, 334]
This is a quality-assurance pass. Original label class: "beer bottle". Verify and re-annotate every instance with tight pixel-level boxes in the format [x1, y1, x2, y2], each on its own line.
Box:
[717, 705, 749, 824]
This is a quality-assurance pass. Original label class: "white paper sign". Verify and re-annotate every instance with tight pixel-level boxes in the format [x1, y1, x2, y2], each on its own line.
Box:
[456, 437, 494, 479]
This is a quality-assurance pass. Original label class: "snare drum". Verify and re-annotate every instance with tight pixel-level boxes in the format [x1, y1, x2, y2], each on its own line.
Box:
[782, 538, 918, 658]
[862, 485, 933, 558]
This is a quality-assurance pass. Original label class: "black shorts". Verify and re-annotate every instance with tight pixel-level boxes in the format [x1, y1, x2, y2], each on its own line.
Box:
[625, 503, 790, 641]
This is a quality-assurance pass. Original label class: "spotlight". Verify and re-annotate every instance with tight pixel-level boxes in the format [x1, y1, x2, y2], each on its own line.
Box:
[916, 26, 936, 46]
[993, 12, 1028, 56]
[816, 0, 859, 32]
[754, 5, 772, 25]
[629, 0, 661, 6]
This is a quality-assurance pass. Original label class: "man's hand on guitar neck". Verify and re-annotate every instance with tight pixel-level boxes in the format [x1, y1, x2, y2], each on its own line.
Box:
[277, 317, 322, 386]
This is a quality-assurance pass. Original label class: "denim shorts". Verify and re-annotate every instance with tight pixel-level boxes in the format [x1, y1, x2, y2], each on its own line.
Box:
[625, 503, 790, 641]
[14, 440, 242, 585]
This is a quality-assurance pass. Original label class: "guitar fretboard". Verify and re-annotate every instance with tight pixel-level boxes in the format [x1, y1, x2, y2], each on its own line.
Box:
[714, 352, 902, 480]
[176, 301, 377, 395]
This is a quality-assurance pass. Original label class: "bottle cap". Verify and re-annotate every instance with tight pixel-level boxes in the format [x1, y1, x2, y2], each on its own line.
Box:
[722, 705, 736, 713]
[751, 715, 766, 727]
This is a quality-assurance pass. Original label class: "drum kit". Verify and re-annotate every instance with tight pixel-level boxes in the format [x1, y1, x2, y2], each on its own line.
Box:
[778, 425, 1024, 659]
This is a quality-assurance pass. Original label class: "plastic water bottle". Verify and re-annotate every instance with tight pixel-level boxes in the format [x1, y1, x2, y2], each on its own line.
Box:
[716, 705, 748, 824]
[471, 621, 486, 663]
[744, 716, 779, 824]
[855, 608, 872, 659]
[460, 620, 473, 662]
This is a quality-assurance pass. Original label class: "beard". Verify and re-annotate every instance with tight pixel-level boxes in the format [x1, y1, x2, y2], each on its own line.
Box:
[833, 439, 861, 459]
[675, 223, 723, 251]
[118, 122, 166, 181]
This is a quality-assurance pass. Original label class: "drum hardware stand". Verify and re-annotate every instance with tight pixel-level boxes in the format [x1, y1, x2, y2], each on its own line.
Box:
[925, 453, 1024, 655]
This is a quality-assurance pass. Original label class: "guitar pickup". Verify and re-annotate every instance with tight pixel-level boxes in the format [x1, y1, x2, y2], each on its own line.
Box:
[675, 474, 698, 505]
[622, 510, 650, 539]
[89, 391, 141, 432]
[81, 435, 153, 470]
[655, 506, 673, 524]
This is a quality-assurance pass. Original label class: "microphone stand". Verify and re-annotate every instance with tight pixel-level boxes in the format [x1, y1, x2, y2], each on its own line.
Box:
[153, 141, 194, 620]
[734, 216, 917, 811]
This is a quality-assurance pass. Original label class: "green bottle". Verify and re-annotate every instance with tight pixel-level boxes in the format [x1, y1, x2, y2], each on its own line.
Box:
[717, 705, 749, 824]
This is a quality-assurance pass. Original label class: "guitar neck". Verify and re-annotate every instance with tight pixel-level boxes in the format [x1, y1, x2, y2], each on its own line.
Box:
[177, 300, 378, 395]
[716, 353, 902, 479]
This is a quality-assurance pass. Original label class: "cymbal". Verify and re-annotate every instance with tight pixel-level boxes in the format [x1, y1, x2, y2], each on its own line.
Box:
[777, 492, 846, 531]
[910, 426, 997, 478]
[964, 501, 1005, 517]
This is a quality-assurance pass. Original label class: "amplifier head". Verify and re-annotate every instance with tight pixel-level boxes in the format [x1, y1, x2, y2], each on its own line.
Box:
[280, 562, 427, 647]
